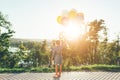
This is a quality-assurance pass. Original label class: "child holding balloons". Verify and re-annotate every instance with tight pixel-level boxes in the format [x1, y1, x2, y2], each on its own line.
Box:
[52, 40, 62, 78]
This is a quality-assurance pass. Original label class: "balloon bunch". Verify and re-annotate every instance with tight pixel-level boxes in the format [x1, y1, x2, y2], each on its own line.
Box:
[57, 9, 84, 25]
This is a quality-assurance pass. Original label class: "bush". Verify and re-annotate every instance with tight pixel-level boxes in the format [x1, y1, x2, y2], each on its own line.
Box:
[0, 64, 120, 73]
[0, 68, 26, 73]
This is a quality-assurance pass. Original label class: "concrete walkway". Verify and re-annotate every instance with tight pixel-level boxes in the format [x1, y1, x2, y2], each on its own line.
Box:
[0, 72, 120, 80]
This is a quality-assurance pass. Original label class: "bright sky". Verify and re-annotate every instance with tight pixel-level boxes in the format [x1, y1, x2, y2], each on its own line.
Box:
[0, 0, 120, 41]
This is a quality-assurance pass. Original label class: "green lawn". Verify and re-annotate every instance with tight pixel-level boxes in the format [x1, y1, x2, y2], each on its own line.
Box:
[0, 64, 120, 73]
[65, 64, 120, 72]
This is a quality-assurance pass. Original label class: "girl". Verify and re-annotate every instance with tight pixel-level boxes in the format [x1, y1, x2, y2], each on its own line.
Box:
[52, 40, 62, 78]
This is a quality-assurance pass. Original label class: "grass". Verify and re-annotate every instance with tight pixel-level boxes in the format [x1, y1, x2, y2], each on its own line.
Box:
[0, 67, 54, 73]
[65, 64, 120, 72]
[0, 68, 26, 73]
[0, 64, 120, 73]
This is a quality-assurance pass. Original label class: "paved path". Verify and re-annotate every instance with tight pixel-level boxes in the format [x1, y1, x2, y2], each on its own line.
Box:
[0, 72, 120, 80]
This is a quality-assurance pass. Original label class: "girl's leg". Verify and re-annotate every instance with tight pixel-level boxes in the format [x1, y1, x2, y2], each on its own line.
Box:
[53, 65, 59, 77]
[59, 64, 62, 77]
[55, 65, 58, 75]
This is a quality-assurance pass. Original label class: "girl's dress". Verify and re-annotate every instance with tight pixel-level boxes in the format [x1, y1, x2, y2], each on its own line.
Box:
[52, 45, 62, 65]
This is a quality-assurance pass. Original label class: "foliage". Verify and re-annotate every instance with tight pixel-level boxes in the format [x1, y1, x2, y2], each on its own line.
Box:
[8, 19, 120, 68]
[0, 8, 120, 72]
[0, 64, 120, 73]
[0, 12, 15, 68]
[0, 11, 119, 68]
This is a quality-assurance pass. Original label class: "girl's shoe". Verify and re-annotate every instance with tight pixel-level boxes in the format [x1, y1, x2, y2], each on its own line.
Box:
[57, 72, 61, 77]
[53, 74, 59, 78]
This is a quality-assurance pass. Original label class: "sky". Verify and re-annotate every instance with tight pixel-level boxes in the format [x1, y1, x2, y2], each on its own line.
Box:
[0, 0, 120, 41]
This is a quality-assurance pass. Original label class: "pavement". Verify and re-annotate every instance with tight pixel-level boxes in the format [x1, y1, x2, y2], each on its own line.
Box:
[0, 72, 120, 80]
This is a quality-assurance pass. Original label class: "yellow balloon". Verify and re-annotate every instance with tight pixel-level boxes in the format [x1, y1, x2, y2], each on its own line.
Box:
[68, 10, 77, 18]
[57, 16, 63, 24]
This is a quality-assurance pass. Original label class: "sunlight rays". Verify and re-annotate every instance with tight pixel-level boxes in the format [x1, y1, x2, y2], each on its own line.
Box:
[63, 21, 85, 40]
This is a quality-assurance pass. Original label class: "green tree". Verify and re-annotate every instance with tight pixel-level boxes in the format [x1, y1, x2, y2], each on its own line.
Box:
[87, 19, 104, 64]
[97, 26, 108, 64]
[40, 40, 50, 66]
[30, 42, 42, 67]
[0, 12, 15, 67]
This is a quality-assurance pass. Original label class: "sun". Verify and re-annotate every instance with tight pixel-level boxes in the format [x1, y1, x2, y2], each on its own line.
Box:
[63, 22, 84, 40]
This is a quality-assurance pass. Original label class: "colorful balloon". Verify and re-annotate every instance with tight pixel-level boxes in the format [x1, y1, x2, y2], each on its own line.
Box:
[77, 12, 84, 20]
[61, 10, 68, 17]
[57, 16, 63, 24]
[68, 10, 77, 19]
[62, 17, 69, 25]
[57, 9, 84, 25]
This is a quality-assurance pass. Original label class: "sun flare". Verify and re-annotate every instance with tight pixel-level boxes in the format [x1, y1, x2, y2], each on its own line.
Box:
[63, 22, 84, 40]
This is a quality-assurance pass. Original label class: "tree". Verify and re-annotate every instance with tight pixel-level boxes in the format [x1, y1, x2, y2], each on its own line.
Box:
[40, 40, 50, 65]
[98, 26, 108, 64]
[87, 19, 104, 64]
[0, 12, 15, 67]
